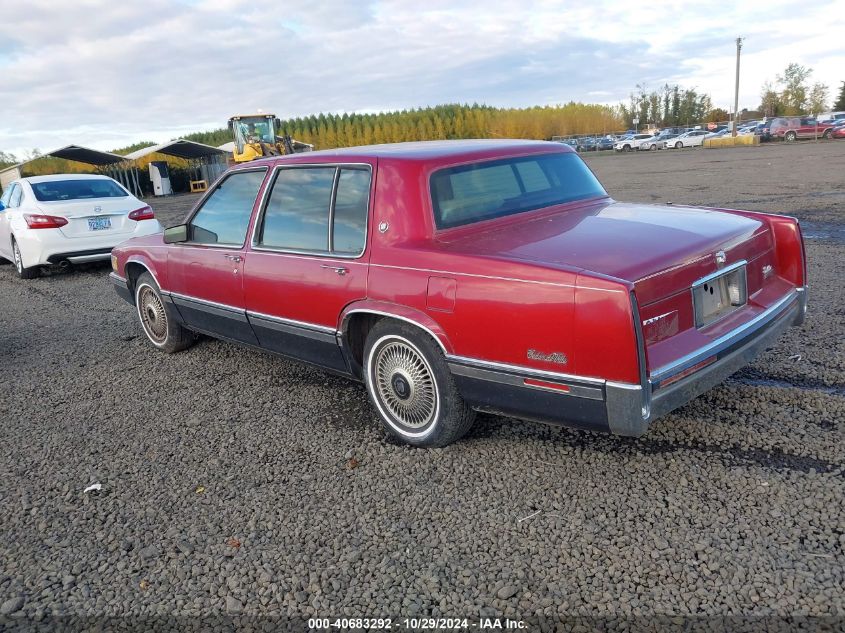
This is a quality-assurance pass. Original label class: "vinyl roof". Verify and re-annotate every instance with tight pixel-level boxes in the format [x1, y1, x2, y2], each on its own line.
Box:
[124, 139, 226, 161]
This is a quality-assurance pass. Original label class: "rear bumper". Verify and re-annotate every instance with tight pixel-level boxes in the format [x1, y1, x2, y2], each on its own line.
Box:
[607, 287, 805, 435]
[47, 248, 112, 264]
[14, 220, 161, 268]
[447, 287, 806, 436]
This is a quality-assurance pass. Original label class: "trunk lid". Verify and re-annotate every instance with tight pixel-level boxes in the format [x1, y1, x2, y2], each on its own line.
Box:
[35, 198, 141, 239]
[438, 200, 771, 304]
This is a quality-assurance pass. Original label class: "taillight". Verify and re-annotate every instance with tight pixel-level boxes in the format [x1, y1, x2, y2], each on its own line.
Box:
[24, 214, 68, 229]
[128, 206, 155, 221]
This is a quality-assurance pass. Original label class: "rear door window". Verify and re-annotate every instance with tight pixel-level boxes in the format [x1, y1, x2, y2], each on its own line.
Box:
[257, 165, 371, 256]
[189, 169, 266, 246]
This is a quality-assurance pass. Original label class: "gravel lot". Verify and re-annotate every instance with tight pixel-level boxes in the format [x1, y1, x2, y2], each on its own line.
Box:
[0, 141, 843, 630]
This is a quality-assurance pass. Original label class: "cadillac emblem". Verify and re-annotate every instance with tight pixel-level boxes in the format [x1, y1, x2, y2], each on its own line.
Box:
[527, 349, 568, 365]
[715, 250, 727, 267]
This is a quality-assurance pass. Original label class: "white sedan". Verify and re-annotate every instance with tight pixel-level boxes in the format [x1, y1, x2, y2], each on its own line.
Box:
[0, 174, 161, 279]
[614, 134, 660, 152]
[665, 130, 709, 149]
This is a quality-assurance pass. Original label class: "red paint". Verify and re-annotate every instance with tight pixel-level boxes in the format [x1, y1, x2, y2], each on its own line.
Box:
[112, 140, 805, 387]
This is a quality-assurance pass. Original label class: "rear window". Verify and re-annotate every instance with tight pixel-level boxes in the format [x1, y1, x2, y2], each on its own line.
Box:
[430, 153, 606, 230]
[31, 179, 128, 202]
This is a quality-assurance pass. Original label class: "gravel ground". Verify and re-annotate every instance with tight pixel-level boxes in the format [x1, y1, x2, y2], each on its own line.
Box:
[0, 141, 843, 631]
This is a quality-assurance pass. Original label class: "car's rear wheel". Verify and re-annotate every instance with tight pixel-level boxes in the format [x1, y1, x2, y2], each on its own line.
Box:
[135, 272, 194, 353]
[12, 239, 39, 279]
[822, 129, 832, 139]
[675, 141, 683, 149]
[650, 143, 658, 151]
[364, 320, 475, 447]
[785, 131, 797, 142]
[623, 144, 631, 152]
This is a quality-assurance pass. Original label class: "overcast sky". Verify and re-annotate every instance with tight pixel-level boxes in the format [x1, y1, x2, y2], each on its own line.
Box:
[1, 0, 843, 157]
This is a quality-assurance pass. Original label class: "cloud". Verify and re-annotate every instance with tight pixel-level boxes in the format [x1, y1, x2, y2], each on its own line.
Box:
[0, 0, 842, 156]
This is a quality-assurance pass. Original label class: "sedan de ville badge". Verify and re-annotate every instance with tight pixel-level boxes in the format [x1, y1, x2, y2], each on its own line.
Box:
[527, 349, 568, 365]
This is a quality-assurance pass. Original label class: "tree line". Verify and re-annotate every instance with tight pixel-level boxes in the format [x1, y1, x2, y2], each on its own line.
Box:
[3, 67, 843, 174]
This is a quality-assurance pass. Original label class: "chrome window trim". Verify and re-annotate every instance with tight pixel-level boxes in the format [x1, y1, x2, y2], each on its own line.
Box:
[183, 166, 269, 249]
[445, 354, 606, 386]
[249, 162, 372, 260]
[651, 288, 800, 387]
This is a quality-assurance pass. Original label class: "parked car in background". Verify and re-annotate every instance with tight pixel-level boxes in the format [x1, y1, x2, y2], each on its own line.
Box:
[595, 136, 616, 150]
[110, 140, 807, 448]
[769, 117, 836, 141]
[817, 111, 845, 123]
[0, 174, 161, 279]
[832, 124, 845, 139]
[666, 130, 709, 148]
[614, 134, 659, 151]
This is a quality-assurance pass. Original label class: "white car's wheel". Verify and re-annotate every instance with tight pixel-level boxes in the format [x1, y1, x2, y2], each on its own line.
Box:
[675, 141, 683, 149]
[364, 320, 475, 447]
[12, 239, 39, 279]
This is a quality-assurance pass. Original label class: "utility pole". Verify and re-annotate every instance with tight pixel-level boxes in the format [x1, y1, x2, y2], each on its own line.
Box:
[732, 37, 743, 137]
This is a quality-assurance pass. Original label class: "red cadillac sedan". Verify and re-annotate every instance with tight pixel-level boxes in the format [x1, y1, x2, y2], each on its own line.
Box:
[110, 140, 807, 447]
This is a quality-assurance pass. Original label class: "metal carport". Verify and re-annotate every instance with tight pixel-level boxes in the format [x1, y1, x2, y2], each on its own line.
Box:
[125, 139, 228, 187]
[0, 145, 142, 197]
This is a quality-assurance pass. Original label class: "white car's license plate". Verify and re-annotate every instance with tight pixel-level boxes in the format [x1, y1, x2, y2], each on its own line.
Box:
[88, 217, 111, 231]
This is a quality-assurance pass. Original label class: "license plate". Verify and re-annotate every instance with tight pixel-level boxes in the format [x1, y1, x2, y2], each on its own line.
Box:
[693, 264, 747, 327]
[88, 217, 112, 231]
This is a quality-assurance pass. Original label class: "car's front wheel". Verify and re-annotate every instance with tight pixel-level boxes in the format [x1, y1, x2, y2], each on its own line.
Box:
[364, 320, 475, 447]
[12, 239, 39, 279]
[134, 272, 195, 353]
[785, 131, 797, 142]
[675, 141, 683, 149]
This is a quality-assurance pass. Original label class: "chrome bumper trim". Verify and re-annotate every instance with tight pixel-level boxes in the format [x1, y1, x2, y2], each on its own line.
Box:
[606, 287, 803, 436]
[650, 289, 801, 388]
[66, 253, 112, 263]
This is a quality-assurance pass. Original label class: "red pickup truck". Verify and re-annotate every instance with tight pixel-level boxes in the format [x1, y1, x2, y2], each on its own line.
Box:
[111, 140, 807, 447]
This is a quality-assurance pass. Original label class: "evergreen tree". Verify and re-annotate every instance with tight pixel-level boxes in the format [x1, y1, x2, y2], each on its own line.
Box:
[832, 81, 845, 111]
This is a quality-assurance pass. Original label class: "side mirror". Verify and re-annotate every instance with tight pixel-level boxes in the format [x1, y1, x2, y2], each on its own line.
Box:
[163, 224, 188, 244]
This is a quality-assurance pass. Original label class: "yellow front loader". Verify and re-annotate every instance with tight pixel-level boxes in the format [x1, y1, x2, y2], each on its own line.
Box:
[228, 114, 312, 163]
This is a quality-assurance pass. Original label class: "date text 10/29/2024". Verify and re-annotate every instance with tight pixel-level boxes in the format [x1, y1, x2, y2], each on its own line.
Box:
[308, 617, 527, 630]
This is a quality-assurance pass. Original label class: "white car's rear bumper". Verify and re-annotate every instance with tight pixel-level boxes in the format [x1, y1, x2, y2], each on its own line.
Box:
[15, 220, 162, 268]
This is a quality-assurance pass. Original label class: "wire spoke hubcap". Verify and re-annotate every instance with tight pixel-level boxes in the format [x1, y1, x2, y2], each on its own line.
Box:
[138, 286, 167, 343]
[374, 340, 437, 429]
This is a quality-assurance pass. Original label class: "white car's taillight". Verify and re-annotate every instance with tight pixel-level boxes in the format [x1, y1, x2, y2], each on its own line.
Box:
[24, 214, 68, 229]
[128, 205, 155, 221]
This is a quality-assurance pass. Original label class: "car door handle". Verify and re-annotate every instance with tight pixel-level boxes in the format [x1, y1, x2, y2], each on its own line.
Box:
[321, 264, 347, 276]
[225, 254, 242, 262]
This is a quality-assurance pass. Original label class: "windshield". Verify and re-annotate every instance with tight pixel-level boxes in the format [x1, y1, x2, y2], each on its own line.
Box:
[233, 117, 275, 152]
[30, 179, 128, 202]
[430, 152, 607, 230]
